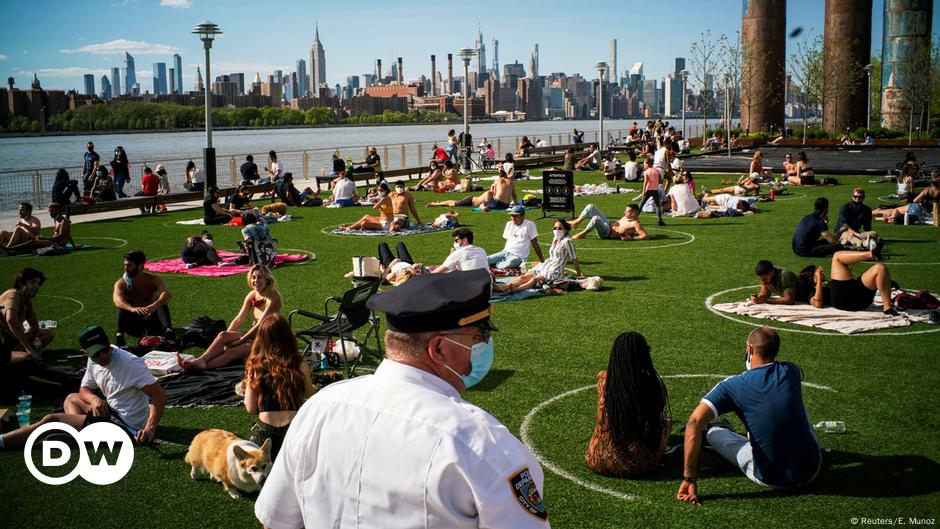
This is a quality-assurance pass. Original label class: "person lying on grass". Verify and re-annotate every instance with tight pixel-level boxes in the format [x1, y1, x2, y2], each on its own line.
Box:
[750, 260, 810, 305]
[178, 265, 283, 371]
[493, 219, 580, 293]
[425, 169, 518, 212]
[677, 327, 820, 505]
[432, 227, 488, 274]
[694, 194, 756, 218]
[569, 203, 649, 241]
[585, 331, 671, 478]
[805, 249, 899, 316]
[872, 177, 939, 224]
[702, 174, 760, 197]
[377, 241, 427, 284]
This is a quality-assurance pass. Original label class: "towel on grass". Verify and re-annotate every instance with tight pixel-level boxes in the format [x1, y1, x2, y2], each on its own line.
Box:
[176, 218, 206, 225]
[159, 364, 245, 407]
[145, 250, 311, 276]
[713, 291, 938, 334]
[479, 175, 542, 181]
[471, 205, 539, 213]
[331, 224, 448, 236]
[524, 183, 636, 197]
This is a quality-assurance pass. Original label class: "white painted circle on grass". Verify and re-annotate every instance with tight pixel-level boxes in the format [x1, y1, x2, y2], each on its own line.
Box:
[575, 228, 695, 251]
[768, 192, 807, 201]
[35, 294, 85, 321]
[73, 237, 128, 249]
[705, 285, 940, 336]
[520, 374, 834, 502]
[321, 224, 447, 237]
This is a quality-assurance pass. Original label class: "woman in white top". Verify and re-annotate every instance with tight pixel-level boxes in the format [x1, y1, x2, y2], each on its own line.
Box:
[667, 173, 700, 217]
[494, 219, 581, 293]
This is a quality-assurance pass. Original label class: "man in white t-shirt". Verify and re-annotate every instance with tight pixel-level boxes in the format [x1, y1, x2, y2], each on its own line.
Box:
[486, 206, 544, 269]
[433, 228, 488, 273]
[653, 141, 668, 171]
[624, 151, 640, 181]
[0, 325, 165, 449]
[330, 171, 359, 207]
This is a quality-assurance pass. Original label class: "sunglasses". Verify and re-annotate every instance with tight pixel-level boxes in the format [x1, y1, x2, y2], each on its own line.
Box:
[853, 195, 864, 199]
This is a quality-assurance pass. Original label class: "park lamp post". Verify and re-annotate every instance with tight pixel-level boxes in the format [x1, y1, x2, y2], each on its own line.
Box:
[596, 62, 607, 150]
[458, 48, 476, 172]
[863, 63, 873, 132]
[193, 21, 222, 192]
[724, 73, 731, 158]
[680, 69, 688, 140]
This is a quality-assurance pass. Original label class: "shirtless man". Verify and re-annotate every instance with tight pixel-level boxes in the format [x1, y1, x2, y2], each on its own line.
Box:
[426, 170, 517, 211]
[782, 152, 798, 180]
[3, 203, 75, 253]
[389, 182, 422, 228]
[704, 175, 760, 197]
[0, 203, 41, 251]
[570, 203, 650, 240]
[112, 250, 174, 347]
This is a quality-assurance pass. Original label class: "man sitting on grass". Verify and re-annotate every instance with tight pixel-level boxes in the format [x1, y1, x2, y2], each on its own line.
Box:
[487, 206, 543, 269]
[328, 171, 359, 207]
[750, 260, 809, 305]
[569, 203, 650, 241]
[677, 327, 820, 505]
[792, 198, 844, 257]
[0, 325, 165, 449]
[835, 187, 880, 251]
[112, 250, 173, 347]
[1, 268, 55, 364]
[432, 228, 488, 273]
[0, 203, 41, 252]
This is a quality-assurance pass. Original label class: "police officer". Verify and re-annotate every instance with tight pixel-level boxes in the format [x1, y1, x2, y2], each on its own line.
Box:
[255, 269, 550, 529]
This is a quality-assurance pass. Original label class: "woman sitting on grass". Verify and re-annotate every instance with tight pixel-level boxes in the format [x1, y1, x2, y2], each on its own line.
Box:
[873, 177, 939, 224]
[494, 219, 581, 293]
[412, 161, 443, 191]
[340, 184, 400, 232]
[243, 313, 315, 461]
[585, 331, 671, 478]
[438, 160, 460, 191]
[178, 265, 283, 371]
[788, 150, 815, 186]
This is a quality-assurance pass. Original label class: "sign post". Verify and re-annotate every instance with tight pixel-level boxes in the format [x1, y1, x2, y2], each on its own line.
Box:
[540, 169, 574, 219]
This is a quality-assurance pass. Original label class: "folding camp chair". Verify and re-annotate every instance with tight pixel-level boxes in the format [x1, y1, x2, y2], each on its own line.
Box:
[289, 280, 381, 377]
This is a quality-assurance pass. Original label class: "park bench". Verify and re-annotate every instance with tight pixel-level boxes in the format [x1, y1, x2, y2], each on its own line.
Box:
[67, 183, 275, 216]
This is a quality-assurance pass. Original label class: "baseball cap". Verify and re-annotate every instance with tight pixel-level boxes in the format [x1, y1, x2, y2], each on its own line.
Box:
[508, 205, 526, 216]
[78, 325, 110, 356]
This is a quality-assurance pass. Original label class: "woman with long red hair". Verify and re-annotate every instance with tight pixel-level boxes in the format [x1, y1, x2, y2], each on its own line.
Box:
[243, 313, 315, 460]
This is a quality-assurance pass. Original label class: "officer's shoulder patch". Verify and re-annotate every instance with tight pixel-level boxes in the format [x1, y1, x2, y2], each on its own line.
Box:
[508, 467, 548, 521]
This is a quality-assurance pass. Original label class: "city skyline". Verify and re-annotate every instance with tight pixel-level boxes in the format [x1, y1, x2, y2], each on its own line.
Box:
[2, 0, 932, 94]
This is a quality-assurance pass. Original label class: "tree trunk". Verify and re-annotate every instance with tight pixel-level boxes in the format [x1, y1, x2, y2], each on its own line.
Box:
[802, 104, 808, 145]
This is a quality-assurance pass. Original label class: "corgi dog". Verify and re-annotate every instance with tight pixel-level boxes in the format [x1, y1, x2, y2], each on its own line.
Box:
[185, 429, 272, 499]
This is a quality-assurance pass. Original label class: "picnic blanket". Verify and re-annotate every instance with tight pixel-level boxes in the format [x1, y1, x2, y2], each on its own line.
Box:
[145, 250, 311, 276]
[159, 364, 245, 407]
[330, 224, 448, 236]
[524, 183, 636, 197]
[471, 205, 540, 213]
[491, 288, 547, 303]
[713, 291, 938, 334]
[479, 175, 542, 181]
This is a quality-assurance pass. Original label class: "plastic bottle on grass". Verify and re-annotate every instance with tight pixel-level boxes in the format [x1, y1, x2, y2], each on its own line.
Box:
[814, 421, 846, 434]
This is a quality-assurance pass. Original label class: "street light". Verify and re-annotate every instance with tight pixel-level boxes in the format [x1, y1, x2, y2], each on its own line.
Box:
[193, 20, 222, 191]
[724, 73, 731, 158]
[458, 48, 476, 172]
[679, 69, 688, 139]
[863, 63, 873, 131]
[596, 62, 607, 150]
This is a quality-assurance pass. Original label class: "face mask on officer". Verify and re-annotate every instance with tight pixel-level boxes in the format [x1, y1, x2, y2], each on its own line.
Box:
[439, 335, 494, 389]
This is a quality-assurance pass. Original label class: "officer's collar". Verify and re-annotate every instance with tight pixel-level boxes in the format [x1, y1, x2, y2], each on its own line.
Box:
[376, 360, 460, 400]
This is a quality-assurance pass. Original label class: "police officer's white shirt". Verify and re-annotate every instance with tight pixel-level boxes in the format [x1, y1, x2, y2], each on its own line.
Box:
[255, 360, 550, 529]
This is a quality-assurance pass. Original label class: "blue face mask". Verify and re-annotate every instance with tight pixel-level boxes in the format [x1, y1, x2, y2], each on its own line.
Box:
[441, 336, 494, 389]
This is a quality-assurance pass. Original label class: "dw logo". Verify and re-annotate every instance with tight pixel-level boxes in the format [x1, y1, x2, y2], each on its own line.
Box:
[24, 422, 134, 485]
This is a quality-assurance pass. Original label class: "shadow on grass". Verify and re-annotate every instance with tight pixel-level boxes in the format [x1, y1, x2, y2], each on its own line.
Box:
[602, 275, 648, 283]
[472, 369, 514, 392]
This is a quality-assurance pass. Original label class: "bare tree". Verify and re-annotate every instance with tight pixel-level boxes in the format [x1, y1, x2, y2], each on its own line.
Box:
[892, 41, 932, 143]
[788, 34, 825, 144]
[689, 30, 725, 141]
[720, 32, 742, 129]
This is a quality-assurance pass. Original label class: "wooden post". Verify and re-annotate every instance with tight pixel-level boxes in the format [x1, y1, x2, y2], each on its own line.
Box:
[302, 151, 309, 179]
[417, 144, 423, 166]
[496, 138, 502, 159]
[383, 146, 389, 169]
[229, 157, 237, 186]
[400, 145, 405, 169]
[548, 135, 553, 146]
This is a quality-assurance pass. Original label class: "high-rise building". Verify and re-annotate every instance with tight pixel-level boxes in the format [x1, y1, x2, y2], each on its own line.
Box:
[529, 44, 539, 79]
[173, 53, 183, 94]
[361, 73, 375, 88]
[674, 57, 686, 77]
[123, 52, 137, 95]
[168, 68, 176, 94]
[643, 79, 659, 114]
[101, 75, 112, 99]
[111, 67, 121, 97]
[153, 62, 167, 94]
[231, 73, 245, 96]
[296, 59, 308, 96]
[274, 70, 284, 87]
[492, 38, 499, 73]
[195, 66, 204, 91]
[310, 23, 326, 89]
[475, 30, 487, 76]
[503, 61, 525, 87]
[609, 39, 617, 85]
[664, 76, 683, 116]
[83, 74, 95, 96]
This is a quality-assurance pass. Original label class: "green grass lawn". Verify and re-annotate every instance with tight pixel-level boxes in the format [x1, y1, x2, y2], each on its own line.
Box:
[1, 167, 938, 529]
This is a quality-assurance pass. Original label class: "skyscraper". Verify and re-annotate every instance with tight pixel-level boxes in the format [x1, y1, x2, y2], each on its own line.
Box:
[296, 58, 308, 96]
[101, 75, 112, 99]
[492, 38, 499, 73]
[83, 74, 95, 96]
[124, 52, 136, 96]
[111, 67, 121, 97]
[153, 62, 167, 94]
[195, 66, 204, 91]
[529, 44, 539, 79]
[173, 53, 183, 94]
[475, 30, 486, 76]
[609, 39, 617, 85]
[168, 68, 176, 94]
[310, 23, 326, 89]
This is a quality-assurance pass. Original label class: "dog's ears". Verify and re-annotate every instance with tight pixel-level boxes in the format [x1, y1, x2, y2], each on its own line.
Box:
[232, 445, 250, 460]
[259, 438, 272, 456]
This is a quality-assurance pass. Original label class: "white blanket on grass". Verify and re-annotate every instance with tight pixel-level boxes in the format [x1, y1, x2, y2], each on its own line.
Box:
[524, 184, 636, 197]
[713, 291, 937, 335]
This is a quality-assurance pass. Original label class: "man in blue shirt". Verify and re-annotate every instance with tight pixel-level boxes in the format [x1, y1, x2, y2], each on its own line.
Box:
[677, 327, 820, 505]
[792, 197, 844, 257]
[836, 187, 880, 251]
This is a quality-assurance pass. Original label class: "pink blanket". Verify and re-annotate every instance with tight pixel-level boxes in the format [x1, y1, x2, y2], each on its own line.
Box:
[145, 250, 310, 277]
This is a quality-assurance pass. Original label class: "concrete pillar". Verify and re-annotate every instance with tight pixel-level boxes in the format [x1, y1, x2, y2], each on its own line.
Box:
[823, 0, 873, 133]
[376, 59, 382, 83]
[880, 0, 933, 131]
[741, 0, 787, 132]
[430, 55, 437, 96]
[397, 57, 403, 85]
[447, 54, 454, 95]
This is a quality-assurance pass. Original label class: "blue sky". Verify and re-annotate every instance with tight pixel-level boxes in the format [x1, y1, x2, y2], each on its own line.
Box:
[0, 0, 935, 93]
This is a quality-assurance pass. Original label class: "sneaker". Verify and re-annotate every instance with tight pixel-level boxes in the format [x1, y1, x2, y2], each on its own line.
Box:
[883, 308, 901, 317]
[658, 221, 666, 226]
[871, 239, 885, 261]
[115, 334, 126, 348]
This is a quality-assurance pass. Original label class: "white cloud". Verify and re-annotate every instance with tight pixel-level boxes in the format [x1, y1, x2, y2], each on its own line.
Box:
[16, 67, 110, 78]
[60, 39, 180, 55]
[160, 0, 191, 7]
[0, 54, 8, 61]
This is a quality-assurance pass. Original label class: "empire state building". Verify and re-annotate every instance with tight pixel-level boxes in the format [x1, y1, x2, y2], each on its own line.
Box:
[310, 23, 326, 92]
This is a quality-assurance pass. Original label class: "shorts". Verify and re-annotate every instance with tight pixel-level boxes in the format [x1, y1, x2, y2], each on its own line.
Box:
[455, 196, 474, 207]
[250, 420, 290, 461]
[734, 186, 745, 194]
[483, 199, 509, 210]
[394, 215, 409, 229]
[830, 278, 877, 311]
[83, 411, 139, 439]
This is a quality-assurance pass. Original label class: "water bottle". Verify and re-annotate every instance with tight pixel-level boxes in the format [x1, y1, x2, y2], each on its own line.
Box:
[770, 188, 775, 201]
[615, 183, 620, 194]
[320, 167, 325, 177]
[814, 421, 846, 434]
[903, 210, 910, 225]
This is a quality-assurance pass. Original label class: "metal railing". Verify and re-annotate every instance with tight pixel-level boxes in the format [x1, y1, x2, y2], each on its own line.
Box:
[0, 128, 632, 211]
